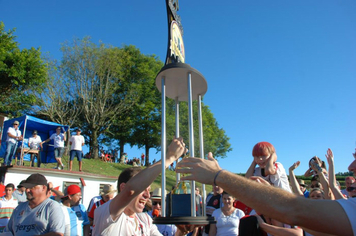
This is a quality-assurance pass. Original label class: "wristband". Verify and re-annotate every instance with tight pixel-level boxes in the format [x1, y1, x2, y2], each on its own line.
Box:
[214, 169, 224, 186]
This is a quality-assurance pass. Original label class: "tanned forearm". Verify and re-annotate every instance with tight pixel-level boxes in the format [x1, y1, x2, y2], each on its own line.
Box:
[214, 170, 352, 235]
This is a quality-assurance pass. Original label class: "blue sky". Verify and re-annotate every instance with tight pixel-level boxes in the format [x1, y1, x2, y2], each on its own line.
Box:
[1, 1, 355, 175]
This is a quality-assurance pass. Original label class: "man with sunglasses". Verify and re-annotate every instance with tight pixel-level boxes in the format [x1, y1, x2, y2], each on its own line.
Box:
[3, 121, 23, 166]
[346, 183, 356, 198]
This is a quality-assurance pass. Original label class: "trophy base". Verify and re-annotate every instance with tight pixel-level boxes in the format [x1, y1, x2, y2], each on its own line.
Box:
[153, 216, 215, 225]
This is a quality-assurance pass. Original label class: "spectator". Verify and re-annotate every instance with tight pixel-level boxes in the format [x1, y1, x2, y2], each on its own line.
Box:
[209, 191, 245, 236]
[5, 173, 65, 235]
[176, 149, 356, 235]
[69, 128, 85, 171]
[93, 138, 185, 235]
[0, 184, 18, 233]
[3, 120, 23, 166]
[195, 187, 203, 216]
[246, 142, 291, 192]
[41, 127, 66, 170]
[341, 176, 355, 198]
[88, 184, 116, 230]
[148, 188, 177, 235]
[61, 185, 90, 236]
[141, 153, 145, 166]
[28, 130, 42, 168]
[12, 180, 27, 203]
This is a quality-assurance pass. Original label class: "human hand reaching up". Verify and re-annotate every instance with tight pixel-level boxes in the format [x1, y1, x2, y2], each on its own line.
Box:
[325, 148, 334, 166]
[289, 161, 300, 172]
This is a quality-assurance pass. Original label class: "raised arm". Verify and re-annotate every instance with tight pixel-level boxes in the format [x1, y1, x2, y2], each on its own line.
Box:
[325, 149, 346, 200]
[288, 161, 304, 197]
[176, 155, 353, 235]
[245, 160, 257, 179]
[109, 137, 185, 221]
[310, 160, 333, 200]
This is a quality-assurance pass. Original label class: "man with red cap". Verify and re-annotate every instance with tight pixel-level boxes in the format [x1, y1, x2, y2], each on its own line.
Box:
[5, 173, 65, 235]
[61, 185, 90, 236]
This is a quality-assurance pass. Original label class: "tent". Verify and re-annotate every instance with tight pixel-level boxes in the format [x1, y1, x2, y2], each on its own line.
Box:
[0, 115, 69, 163]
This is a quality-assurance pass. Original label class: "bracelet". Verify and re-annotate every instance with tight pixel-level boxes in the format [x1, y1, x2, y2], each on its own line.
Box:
[214, 169, 224, 186]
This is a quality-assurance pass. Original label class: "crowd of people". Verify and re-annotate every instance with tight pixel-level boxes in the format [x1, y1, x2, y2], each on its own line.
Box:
[0, 136, 355, 235]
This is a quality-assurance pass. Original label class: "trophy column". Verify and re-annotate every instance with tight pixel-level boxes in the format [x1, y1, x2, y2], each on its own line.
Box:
[154, 63, 215, 225]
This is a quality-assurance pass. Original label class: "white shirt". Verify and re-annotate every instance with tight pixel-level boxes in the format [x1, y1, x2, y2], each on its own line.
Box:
[337, 197, 356, 235]
[254, 162, 292, 193]
[50, 133, 65, 148]
[212, 208, 245, 236]
[28, 136, 42, 150]
[93, 200, 161, 236]
[6, 127, 21, 144]
[70, 135, 85, 151]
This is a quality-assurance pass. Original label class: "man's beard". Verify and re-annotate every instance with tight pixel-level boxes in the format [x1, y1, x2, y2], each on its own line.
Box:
[26, 193, 34, 201]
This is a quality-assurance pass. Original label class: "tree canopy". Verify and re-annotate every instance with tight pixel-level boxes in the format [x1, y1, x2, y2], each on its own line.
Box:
[0, 22, 47, 116]
[33, 37, 231, 162]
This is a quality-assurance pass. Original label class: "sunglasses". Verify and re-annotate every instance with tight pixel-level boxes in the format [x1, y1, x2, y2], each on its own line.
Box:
[347, 187, 356, 192]
[152, 201, 161, 206]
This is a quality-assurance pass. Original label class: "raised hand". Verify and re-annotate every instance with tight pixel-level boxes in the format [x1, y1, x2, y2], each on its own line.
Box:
[325, 148, 334, 165]
[176, 151, 221, 185]
[289, 161, 300, 171]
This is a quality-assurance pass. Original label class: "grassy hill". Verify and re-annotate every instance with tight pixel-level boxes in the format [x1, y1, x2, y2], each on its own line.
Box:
[21, 156, 349, 190]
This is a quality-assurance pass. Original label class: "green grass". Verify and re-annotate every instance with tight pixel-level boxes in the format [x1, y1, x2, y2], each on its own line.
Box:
[19, 156, 213, 192]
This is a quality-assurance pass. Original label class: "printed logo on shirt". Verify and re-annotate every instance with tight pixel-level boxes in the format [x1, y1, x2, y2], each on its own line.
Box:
[19, 210, 24, 217]
[15, 224, 36, 232]
[213, 199, 219, 206]
[75, 211, 82, 219]
[36, 210, 42, 217]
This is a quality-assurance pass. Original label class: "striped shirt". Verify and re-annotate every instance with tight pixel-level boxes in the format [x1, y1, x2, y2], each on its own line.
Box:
[61, 204, 89, 236]
[0, 196, 18, 233]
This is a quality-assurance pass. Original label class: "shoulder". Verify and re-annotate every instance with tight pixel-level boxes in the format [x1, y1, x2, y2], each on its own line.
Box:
[234, 208, 245, 217]
[212, 208, 221, 216]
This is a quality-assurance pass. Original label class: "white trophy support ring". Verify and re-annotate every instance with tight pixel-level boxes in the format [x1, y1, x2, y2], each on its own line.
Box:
[154, 62, 215, 225]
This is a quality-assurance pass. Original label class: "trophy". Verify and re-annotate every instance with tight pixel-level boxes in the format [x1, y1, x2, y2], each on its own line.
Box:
[153, 0, 215, 226]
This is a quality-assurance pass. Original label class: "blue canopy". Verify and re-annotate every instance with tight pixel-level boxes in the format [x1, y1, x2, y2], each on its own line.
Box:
[0, 115, 69, 163]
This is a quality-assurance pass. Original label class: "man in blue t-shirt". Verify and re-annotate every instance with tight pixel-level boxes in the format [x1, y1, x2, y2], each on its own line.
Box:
[61, 185, 90, 236]
[5, 173, 65, 235]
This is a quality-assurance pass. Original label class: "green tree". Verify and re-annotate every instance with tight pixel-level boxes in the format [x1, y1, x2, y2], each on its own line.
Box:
[166, 100, 232, 159]
[0, 22, 47, 116]
[34, 59, 80, 127]
[106, 46, 164, 165]
[59, 38, 138, 159]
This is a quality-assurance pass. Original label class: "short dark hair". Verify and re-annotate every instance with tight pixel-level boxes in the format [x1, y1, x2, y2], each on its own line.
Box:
[117, 167, 142, 192]
[5, 183, 15, 190]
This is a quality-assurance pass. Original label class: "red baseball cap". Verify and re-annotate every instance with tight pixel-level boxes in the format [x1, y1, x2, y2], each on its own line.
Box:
[62, 185, 81, 198]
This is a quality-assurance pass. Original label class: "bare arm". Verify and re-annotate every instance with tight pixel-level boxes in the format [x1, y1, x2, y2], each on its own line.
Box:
[109, 138, 185, 221]
[176, 156, 353, 235]
[245, 160, 256, 179]
[208, 223, 217, 236]
[311, 160, 333, 200]
[288, 161, 304, 197]
[255, 214, 303, 236]
[83, 224, 90, 236]
[325, 148, 346, 200]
